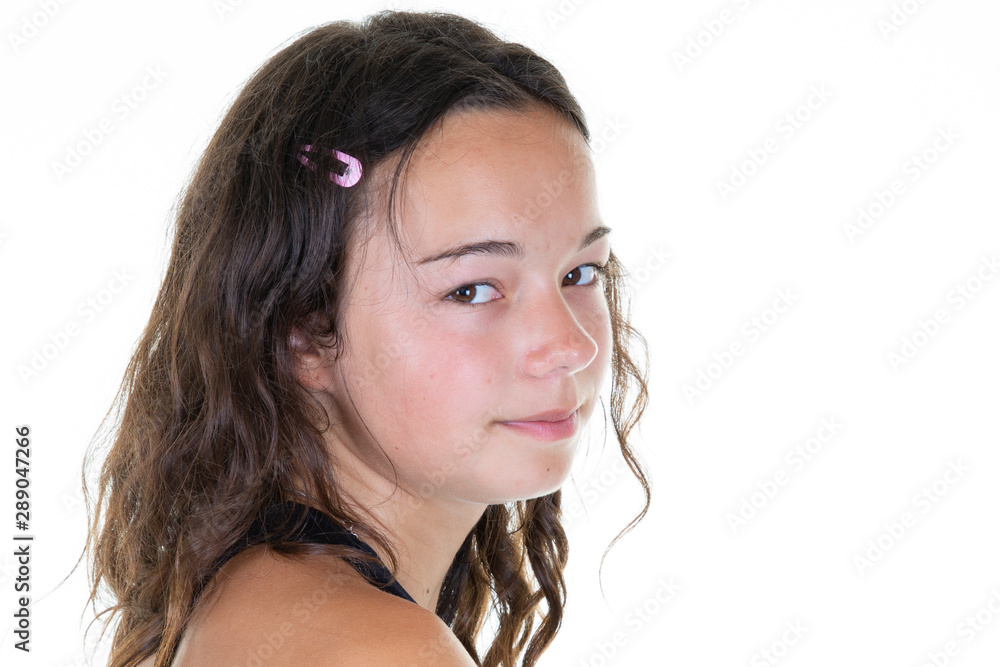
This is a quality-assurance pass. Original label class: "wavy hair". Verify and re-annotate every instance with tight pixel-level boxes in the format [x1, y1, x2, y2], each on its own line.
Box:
[83, 10, 650, 667]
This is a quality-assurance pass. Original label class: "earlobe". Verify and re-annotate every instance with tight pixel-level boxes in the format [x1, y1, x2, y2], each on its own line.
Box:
[289, 327, 335, 392]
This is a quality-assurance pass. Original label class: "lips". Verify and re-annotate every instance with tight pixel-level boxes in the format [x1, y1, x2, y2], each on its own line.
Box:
[498, 408, 579, 440]
[502, 407, 579, 423]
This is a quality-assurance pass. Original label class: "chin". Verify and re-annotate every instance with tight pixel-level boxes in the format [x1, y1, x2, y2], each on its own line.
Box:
[480, 453, 577, 504]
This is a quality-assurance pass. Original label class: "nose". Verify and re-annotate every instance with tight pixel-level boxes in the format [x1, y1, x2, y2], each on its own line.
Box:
[519, 291, 600, 378]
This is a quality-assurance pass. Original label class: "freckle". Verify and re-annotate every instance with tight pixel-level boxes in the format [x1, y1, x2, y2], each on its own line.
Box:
[546, 468, 550, 472]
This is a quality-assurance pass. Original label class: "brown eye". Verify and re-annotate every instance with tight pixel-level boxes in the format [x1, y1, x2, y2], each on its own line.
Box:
[451, 285, 476, 303]
[566, 263, 606, 287]
[445, 281, 501, 306]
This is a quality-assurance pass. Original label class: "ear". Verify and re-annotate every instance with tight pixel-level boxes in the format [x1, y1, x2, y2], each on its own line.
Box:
[289, 326, 336, 392]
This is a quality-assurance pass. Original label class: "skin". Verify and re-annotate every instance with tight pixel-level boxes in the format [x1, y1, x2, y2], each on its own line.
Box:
[298, 103, 613, 609]
[167, 547, 474, 666]
[167, 104, 612, 665]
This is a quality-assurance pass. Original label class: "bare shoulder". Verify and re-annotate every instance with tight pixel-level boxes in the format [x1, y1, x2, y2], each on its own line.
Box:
[168, 545, 475, 666]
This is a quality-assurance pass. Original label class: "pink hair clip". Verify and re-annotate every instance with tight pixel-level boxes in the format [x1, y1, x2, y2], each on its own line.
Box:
[296, 144, 362, 187]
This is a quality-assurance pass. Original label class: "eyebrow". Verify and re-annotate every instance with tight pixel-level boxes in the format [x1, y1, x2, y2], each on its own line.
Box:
[416, 225, 612, 266]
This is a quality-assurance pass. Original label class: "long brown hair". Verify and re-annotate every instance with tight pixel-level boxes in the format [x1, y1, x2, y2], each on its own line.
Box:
[83, 10, 650, 667]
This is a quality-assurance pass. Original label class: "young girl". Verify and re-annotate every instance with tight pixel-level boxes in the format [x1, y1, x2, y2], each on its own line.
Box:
[84, 10, 650, 666]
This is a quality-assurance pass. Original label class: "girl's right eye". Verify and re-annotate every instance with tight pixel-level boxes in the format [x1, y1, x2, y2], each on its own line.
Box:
[445, 280, 502, 307]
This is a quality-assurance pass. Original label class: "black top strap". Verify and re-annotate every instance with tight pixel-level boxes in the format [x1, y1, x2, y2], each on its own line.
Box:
[222, 501, 415, 604]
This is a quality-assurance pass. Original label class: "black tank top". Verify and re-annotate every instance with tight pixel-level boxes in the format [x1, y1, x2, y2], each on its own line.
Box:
[217, 501, 415, 604]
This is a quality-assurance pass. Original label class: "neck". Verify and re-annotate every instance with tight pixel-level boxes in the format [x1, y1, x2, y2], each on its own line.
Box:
[332, 453, 487, 612]
[374, 494, 486, 610]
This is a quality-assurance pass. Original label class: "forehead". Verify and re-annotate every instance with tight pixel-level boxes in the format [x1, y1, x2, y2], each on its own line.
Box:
[394, 105, 598, 254]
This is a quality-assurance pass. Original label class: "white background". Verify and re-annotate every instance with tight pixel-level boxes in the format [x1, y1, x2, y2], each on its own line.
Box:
[2, 0, 999, 665]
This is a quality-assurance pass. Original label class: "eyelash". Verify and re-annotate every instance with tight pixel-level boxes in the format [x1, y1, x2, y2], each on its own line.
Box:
[444, 262, 610, 307]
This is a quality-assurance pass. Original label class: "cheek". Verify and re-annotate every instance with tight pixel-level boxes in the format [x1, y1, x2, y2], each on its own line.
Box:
[600, 309, 613, 368]
[373, 325, 511, 495]
[381, 322, 503, 439]
[585, 297, 614, 376]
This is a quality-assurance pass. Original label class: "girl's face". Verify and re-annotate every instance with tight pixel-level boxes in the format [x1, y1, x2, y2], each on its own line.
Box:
[317, 105, 612, 509]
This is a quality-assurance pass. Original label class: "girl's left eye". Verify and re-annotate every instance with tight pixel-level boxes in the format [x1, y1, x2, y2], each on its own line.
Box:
[444, 262, 609, 307]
